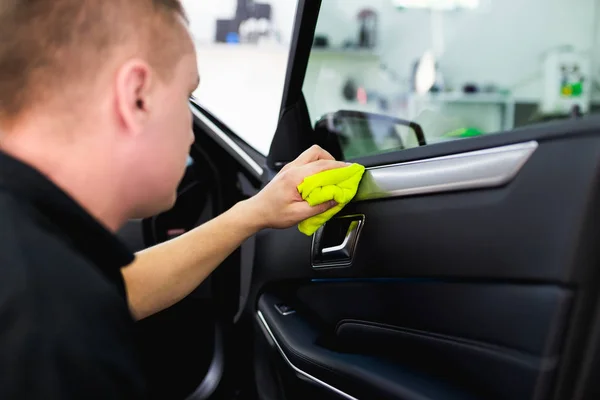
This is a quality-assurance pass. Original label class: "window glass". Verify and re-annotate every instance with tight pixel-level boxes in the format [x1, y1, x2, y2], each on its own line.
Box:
[182, 0, 298, 155]
[304, 0, 600, 159]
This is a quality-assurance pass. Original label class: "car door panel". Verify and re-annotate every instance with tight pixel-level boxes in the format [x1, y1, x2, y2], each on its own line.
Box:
[251, 121, 600, 400]
[256, 283, 571, 399]
[294, 282, 571, 357]
[254, 125, 600, 283]
[258, 293, 479, 400]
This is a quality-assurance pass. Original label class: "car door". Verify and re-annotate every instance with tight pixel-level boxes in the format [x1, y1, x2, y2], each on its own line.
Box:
[248, 1, 600, 399]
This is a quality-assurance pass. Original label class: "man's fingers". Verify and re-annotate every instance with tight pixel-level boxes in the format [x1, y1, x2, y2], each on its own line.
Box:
[295, 200, 338, 219]
[311, 200, 338, 215]
[287, 145, 335, 169]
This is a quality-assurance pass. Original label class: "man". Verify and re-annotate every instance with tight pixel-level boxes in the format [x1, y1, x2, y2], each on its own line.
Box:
[0, 0, 343, 398]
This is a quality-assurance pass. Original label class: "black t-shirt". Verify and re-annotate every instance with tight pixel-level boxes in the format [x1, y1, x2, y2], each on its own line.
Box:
[0, 152, 146, 399]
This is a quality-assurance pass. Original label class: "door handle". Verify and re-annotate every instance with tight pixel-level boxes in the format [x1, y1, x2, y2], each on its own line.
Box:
[321, 220, 360, 257]
[312, 215, 365, 269]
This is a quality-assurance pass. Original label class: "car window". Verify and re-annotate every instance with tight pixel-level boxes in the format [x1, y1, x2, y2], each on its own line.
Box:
[182, 0, 299, 155]
[304, 0, 600, 159]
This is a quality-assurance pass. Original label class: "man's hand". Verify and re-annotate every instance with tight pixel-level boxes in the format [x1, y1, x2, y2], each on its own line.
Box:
[244, 145, 347, 230]
[123, 145, 346, 320]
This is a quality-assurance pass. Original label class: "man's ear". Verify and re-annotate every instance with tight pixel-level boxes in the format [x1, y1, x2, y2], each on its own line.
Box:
[114, 59, 153, 135]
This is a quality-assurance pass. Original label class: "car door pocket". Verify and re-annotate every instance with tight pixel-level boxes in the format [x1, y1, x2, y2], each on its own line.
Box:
[311, 215, 364, 269]
[257, 293, 478, 400]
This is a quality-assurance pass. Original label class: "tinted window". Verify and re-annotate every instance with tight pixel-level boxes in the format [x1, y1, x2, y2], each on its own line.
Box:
[304, 0, 600, 159]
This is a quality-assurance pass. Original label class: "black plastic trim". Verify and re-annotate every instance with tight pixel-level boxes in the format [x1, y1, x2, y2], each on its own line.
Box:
[279, 0, 323, 113]
[267, 0, 323, 169]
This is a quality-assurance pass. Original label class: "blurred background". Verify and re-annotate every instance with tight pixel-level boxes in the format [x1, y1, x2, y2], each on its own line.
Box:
[182, 0, 600, 156]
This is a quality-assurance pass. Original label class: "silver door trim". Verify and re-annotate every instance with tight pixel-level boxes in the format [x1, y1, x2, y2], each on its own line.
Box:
[256, 311, 359, 400]
[190, 106, 264, 177]
[354, 141, 538, 202]
[322, 218, 363, 255]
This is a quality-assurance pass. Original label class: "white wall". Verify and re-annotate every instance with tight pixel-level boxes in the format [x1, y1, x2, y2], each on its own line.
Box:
[181, 0, 298, 155]
[182, 0, 236, 44]
[181, 0, 298, 45]
[315, 0, 600, 102]
[193, 45, 289, 155]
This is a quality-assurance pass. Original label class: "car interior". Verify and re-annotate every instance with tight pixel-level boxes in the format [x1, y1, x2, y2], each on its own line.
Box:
[118, 1, 600, 399]
[119, 106, 265, 399]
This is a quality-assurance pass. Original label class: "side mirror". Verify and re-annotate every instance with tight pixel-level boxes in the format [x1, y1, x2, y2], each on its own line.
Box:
[314, 110, 426, 160]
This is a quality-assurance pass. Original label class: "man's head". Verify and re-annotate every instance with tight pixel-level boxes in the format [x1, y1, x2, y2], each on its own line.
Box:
[0, 0, 199, 228]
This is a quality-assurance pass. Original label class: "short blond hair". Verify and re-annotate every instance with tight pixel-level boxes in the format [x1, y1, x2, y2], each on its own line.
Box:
[0, 0, 188, 125]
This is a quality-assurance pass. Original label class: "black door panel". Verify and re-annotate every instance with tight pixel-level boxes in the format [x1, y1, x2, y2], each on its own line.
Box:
[257, 280, 571, 400]
[252, 127, 600, 399]
[294, 282, 571, 357]
[258, 294, 479, 400]
[253, 133, 600, 286]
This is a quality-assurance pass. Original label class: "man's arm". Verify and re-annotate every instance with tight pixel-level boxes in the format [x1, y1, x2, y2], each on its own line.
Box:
[122, 146, 345, 320]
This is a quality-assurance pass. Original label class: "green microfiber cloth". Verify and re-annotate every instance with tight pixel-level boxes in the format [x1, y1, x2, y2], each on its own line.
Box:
[297, 163, 366, 236]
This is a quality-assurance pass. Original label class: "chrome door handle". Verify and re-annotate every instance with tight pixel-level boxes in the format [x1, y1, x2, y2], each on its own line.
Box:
[312, 215, 365, 269]
[321, 220, 360, 257]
